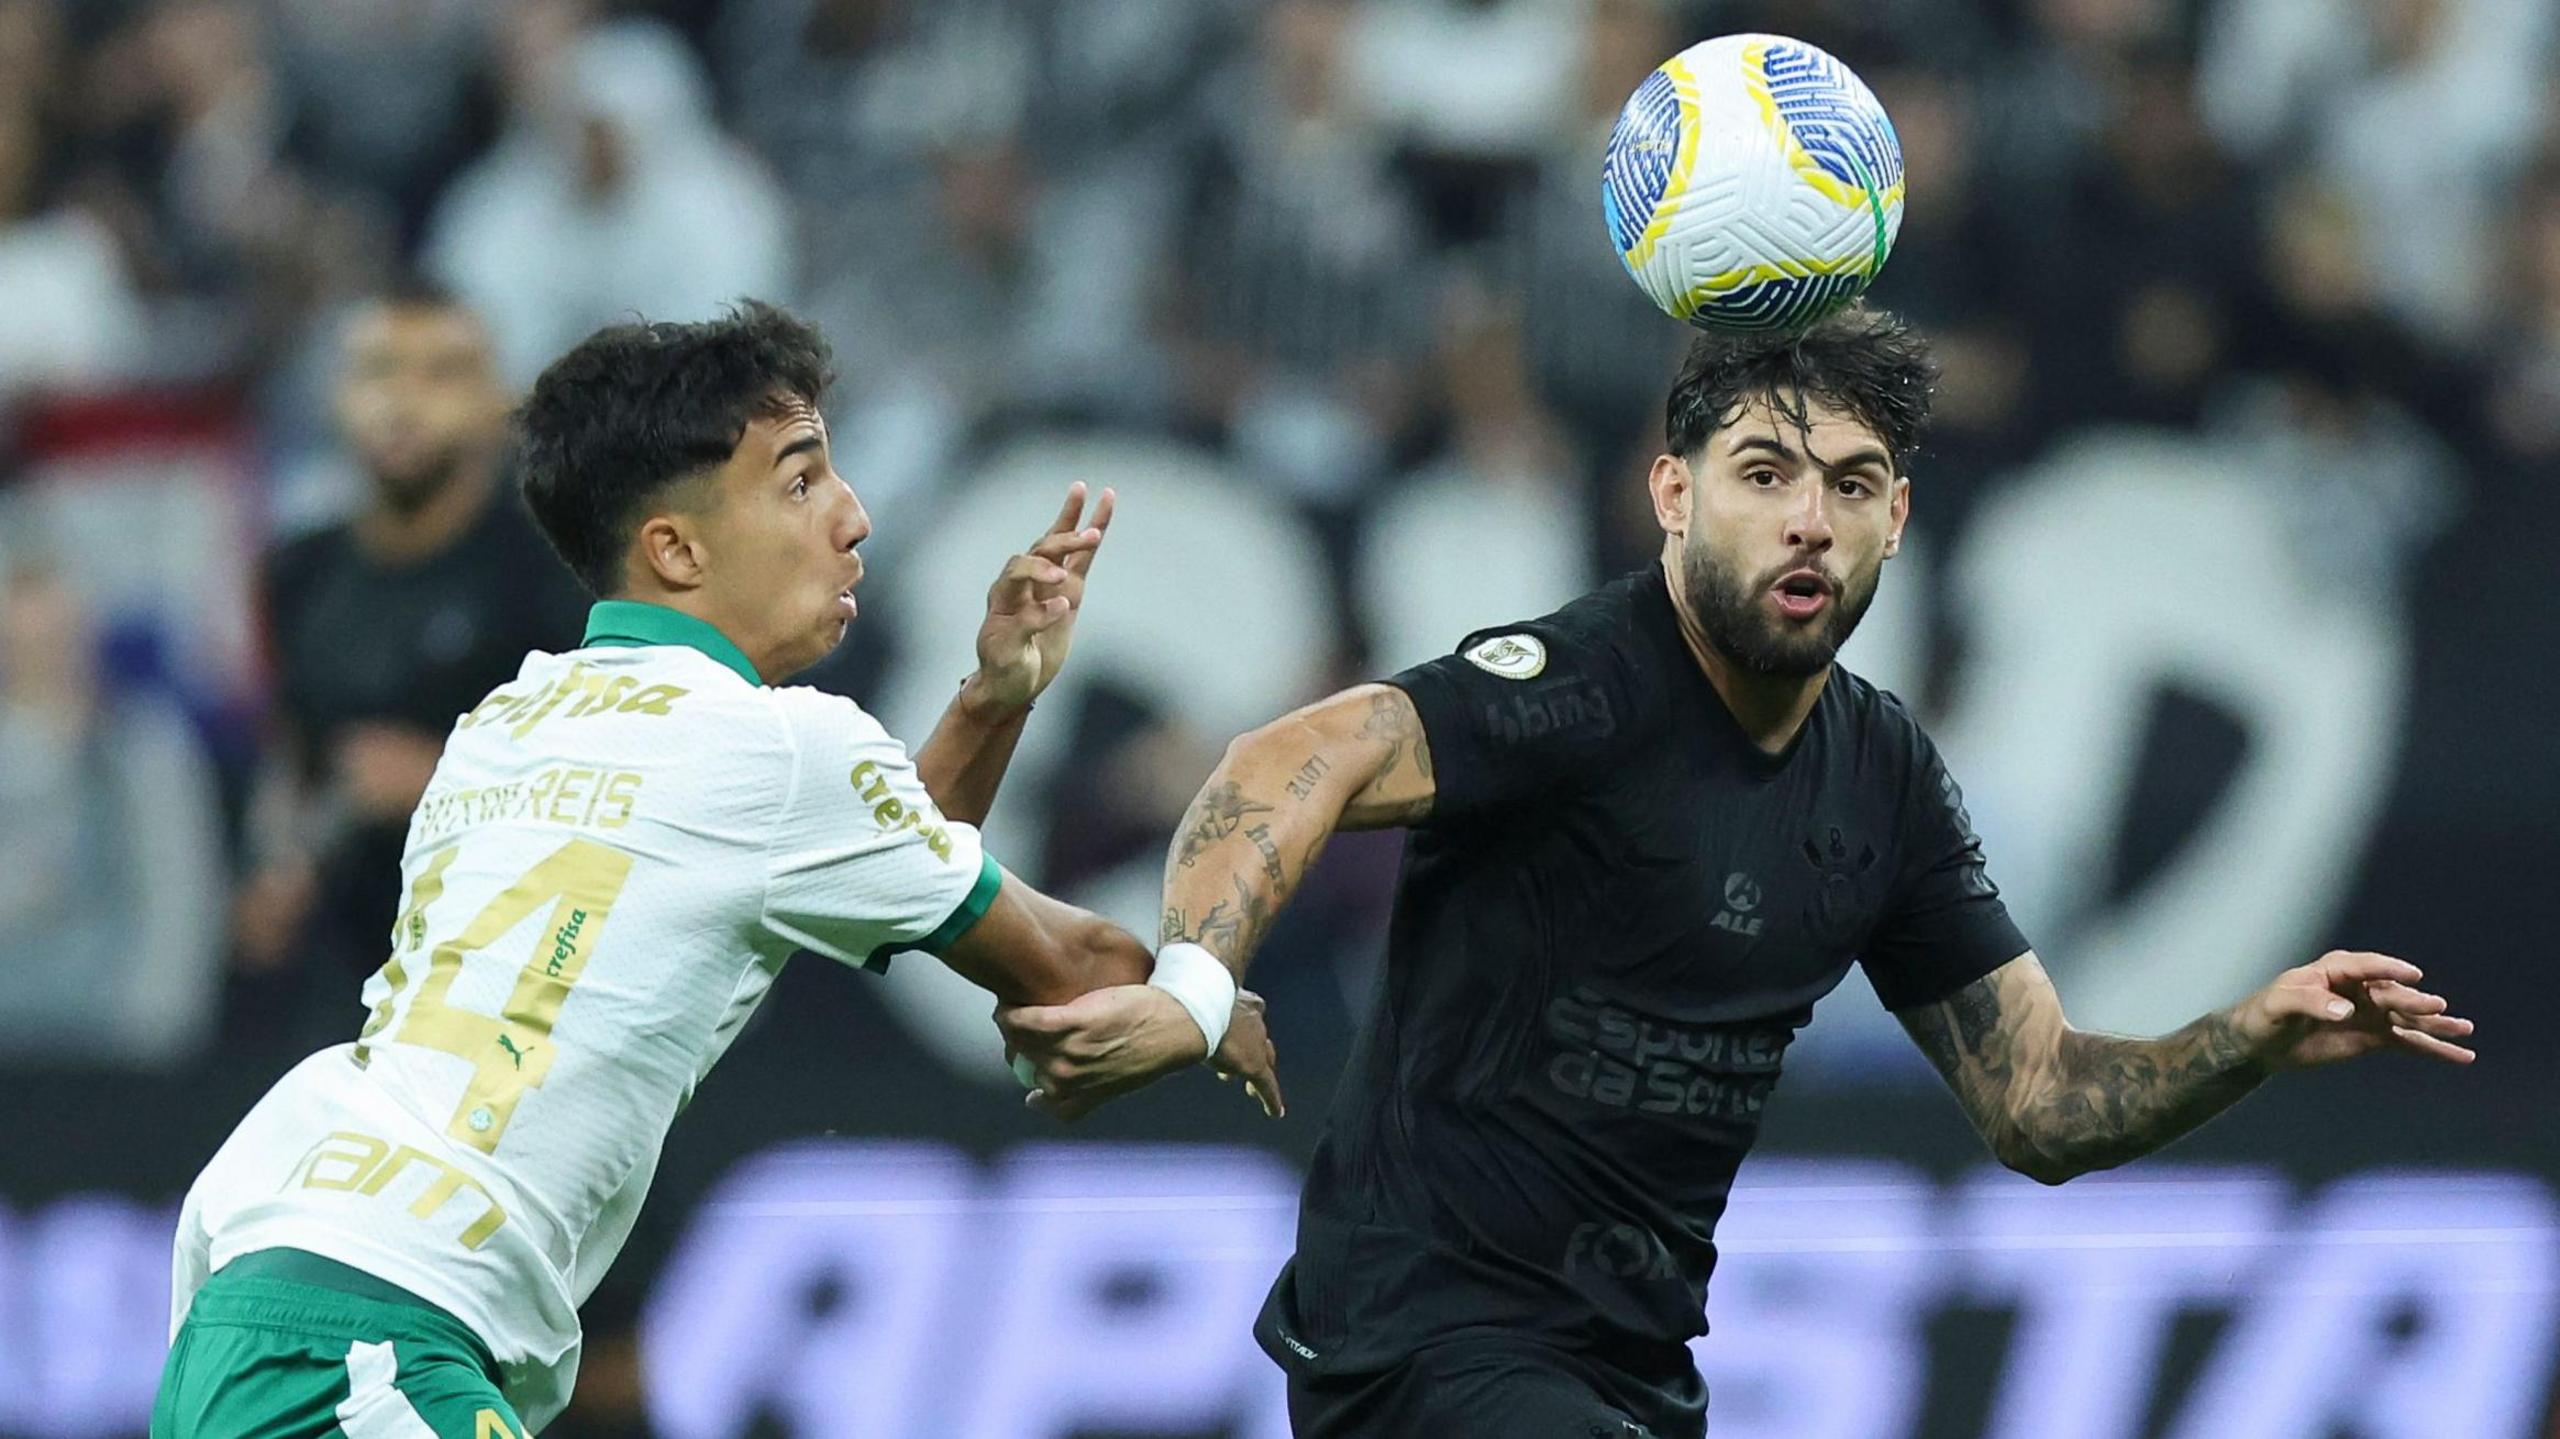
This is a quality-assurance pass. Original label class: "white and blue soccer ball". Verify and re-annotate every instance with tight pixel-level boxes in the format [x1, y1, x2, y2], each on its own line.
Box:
[1602, 33, 1904, 332]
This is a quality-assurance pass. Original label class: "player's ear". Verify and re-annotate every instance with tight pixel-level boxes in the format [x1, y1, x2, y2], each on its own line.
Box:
[1647, 453, 1694, 538]
[1884, 474, 1911, 558]
[636, 513, 707, 590]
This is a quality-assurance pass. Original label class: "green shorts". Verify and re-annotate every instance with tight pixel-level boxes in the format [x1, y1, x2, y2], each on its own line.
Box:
[153, 1248, 528, 1439]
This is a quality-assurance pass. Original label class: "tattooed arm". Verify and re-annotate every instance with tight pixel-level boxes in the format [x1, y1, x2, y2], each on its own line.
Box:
[1160, 683, 1434, 977]
[1899, 950, 2475, 1185]
[989, 683, 1429, 1120]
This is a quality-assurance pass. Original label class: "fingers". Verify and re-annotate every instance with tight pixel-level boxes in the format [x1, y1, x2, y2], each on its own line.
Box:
[988, 552, 1078, 614]
[1244, 1051, 1285, 1118]
[2362, 980, 2449, 1018]
[996, 1004, 1075, 1041]
[1000, 552, 1076, 590]
[1032, 483, 1113, 575]
[2314, 951, 2424, 986]
[2394, 1011, 2475, 1041]
[1026, 527, 1103, 566]
[2271, 985, 2359, 1023]
[1066, 487, 1114, 575]
[1209, 991, 1285, 1119]
[2390, 1026, 2477, 1064]
[1212, 1050, 1286, 1116]
[1044, 481, 1089, 536]
[1003, 594, 1072, 634]
[1026, 1087, 1097, 1122]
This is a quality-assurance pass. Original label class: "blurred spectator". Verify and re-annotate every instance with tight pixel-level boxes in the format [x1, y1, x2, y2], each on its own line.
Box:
[268, 0, 496, 246]
[1860, 62, 2037, 506]
[1020, 0, 1229, 157]
[2022, 46, 2254, 431]
[2200, 0, 2556, 345]
[1360, 275, 1592, 672]
[1976, 0, 2175, 199]
[796, 118, 1180, 515]
[1346, 0, 1580, 163]
[427, 14, 792, 386]
[232, 284, 584, 1013]
[0, 0, 146, 397]
[712, 0, 1032, 204]
[2485, 161, 2560, 464]
[1498, 0, 1688, 501]
[55, 0, 382, 387]
[0, 555, 226, 1067]
[1182, 0, 1431, 509]
[1345, 0, 1583, 245]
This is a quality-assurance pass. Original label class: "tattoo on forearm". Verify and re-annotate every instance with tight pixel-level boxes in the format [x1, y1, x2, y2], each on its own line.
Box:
[1285, 754, 1333, 800]
[1360, 692, 1417, 779]
[1243, 822, 1285, 886]
[1162, 875, 1278, 964]
[1908, 968, 2266, 1182]
[2037, 1017, 2262, 1175]
[1173, 781, 1274, 868]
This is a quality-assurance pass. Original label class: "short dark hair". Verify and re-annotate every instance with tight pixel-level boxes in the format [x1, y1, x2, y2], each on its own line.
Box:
[1663, 304, 1937, 476]
[516, 301, 836, 595]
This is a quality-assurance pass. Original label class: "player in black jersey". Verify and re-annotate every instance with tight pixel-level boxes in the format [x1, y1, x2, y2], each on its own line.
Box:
[999, 305, 2476, 1438]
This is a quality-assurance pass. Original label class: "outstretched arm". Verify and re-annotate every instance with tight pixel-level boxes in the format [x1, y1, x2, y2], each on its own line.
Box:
[913, 484, 1112, 825]
[1159, 683, 1436, 978]
[937, 868, 1154, 1007]
[1899, 950, 2475, 1185]
[993, 683, 1435, 1119]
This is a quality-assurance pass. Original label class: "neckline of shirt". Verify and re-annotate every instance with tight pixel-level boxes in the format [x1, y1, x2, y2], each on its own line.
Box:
[1636, 563, 1825, 777]
[579, 600, 764, 687]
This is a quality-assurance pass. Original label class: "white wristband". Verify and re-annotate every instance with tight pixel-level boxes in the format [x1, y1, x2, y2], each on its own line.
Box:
[1148, 942, 1238, 1057]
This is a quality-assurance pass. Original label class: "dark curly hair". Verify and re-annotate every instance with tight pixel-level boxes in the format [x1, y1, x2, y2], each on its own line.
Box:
[516, 301, 837, 595]
[1663, 305, 1937, 476]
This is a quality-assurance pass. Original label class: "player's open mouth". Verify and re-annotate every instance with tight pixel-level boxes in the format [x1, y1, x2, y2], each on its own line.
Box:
[835, 556, 865, 618]
[1770, 570, 1831, 620]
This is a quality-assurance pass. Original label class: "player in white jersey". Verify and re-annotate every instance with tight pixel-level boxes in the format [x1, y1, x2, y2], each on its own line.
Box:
[156, 303, 1278, 1436]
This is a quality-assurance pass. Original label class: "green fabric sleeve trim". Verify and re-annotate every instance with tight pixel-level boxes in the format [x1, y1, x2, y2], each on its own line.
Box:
[862, 852, 1003, 973]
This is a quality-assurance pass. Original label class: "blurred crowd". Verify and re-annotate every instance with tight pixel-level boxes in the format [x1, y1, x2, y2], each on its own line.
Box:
[1, 0, 2557, 1071]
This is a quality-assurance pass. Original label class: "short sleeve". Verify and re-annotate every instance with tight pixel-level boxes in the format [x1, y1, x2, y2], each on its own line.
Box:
[1862, 721, 2031, 1011]
[1387, 623, 1634, 828]
[758, 689, 1001, 972]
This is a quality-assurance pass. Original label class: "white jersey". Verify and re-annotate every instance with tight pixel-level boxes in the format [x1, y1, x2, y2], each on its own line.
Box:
[171, 604, 996, 1427]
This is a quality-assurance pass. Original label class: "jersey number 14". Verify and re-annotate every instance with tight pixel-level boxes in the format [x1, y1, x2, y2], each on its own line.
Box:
[352, 837, 635, 1153]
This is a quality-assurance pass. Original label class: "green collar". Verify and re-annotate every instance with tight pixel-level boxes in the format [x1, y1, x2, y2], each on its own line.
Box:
[582, 601, 764, 687]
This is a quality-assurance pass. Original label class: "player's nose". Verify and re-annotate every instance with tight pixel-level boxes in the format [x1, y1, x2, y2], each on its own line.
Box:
[1783, 489, 1835, 551]
[830, 475, 872, 550]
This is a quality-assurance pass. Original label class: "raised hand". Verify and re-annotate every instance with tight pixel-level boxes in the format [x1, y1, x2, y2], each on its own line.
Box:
[999, 985, 1283, 1122]
[969, 483, 1114, 714]
[2237, 950, 2476, 1070]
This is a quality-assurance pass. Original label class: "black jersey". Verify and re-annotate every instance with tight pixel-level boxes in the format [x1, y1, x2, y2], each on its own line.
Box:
[263, 487, 587, 971]
[1257, 566, 2028, 1429]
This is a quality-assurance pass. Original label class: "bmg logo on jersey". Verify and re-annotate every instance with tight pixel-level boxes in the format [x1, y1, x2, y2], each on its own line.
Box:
[1480, 679, 1614, 747]
[1710, 871, 1765, 938]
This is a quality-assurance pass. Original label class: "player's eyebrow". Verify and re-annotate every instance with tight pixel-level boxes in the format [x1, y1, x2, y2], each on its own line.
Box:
[1728, 433, 1890, 475]
[773, 433, 825, 469]
[1727, 434, 1800, 464]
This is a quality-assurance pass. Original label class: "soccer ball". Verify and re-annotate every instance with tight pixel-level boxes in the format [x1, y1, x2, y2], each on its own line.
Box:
[1602, 33, 1904, 332]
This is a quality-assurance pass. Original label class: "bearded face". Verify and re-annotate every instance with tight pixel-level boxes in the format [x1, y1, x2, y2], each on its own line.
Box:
[336, 303, 506, 514]
[1676, 526, 1880, 677]
[1665, 393, 1906, 678]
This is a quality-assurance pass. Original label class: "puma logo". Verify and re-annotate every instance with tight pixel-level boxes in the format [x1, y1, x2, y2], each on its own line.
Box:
[497, 1035, 531, 1070]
